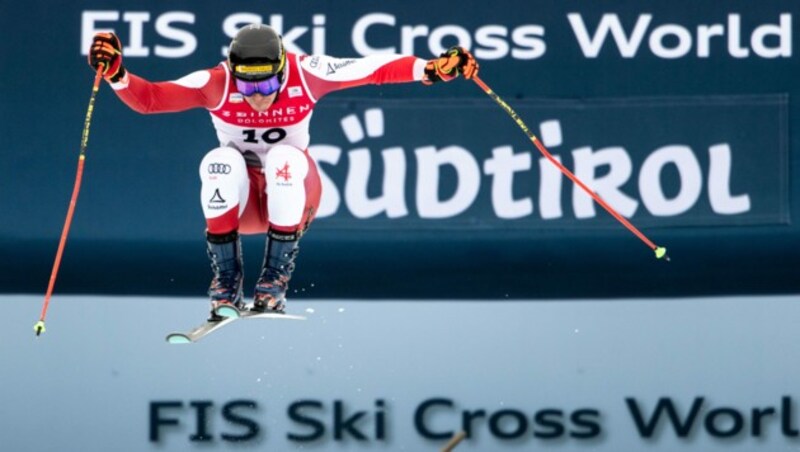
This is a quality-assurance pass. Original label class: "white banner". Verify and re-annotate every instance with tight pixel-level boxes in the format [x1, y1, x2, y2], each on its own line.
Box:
[5, 295, 800, 451]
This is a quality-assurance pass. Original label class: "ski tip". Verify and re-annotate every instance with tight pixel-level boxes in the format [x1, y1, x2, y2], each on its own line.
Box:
[214, 305, 241, 319]
[166, 334, 192, 344]
[34, 321, 46, 337]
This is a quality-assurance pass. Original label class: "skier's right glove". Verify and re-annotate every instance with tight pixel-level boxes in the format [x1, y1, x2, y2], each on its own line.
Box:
[422, 46, 478, 85]
[88, 32, 126, 83]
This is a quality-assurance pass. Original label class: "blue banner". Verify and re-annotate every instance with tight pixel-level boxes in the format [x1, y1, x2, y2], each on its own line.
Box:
[2, 1, 799, 297]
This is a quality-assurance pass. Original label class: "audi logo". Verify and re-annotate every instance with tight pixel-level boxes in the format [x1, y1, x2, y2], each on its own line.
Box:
[208, 163, 232, 174]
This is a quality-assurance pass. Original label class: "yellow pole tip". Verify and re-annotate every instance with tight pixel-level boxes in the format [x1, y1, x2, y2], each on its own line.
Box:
[34, 321, 46, 336]
[655, 247, 668, 260]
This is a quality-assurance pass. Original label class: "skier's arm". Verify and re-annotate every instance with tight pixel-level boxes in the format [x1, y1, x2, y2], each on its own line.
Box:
[299, 47, 479, 100]
[109, 70, 224, 114]
[88, 32, 223, 113]
[299, 54, 424, 99]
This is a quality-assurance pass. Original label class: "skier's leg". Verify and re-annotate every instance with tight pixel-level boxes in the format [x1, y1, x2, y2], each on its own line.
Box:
[253, 145, 321, 312]
[205, 231, 244, 320]
[199, 147, 250, 318]
[238, 164, 269, 234]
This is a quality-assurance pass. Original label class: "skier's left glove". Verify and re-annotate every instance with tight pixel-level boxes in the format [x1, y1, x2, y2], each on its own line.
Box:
[88, 32, 126, 83]
[422, 46, 478, 85]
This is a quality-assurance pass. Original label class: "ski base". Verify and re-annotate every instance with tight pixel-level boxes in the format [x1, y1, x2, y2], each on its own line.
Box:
[166, 308, 305, 344]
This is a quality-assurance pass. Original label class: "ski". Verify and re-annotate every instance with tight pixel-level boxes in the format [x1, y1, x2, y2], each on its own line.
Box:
[166, 308, 306, 344]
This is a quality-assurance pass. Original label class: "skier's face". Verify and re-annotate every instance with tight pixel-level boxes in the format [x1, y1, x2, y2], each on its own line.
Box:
[245, 92, 278, 112]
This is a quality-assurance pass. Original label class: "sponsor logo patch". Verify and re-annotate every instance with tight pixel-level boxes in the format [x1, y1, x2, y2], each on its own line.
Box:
[276, 162, 292, 182]
[207, 188, 228, 210]
[208, 163, 232, 174]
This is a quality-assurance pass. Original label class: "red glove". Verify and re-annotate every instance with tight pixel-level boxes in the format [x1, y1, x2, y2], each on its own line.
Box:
[422, 46, 478, 85]
[88, 32, 126, 82]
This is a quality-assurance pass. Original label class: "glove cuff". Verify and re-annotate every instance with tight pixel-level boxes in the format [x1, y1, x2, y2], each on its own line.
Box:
[422, 69, 441, 84]
[108, 69, 130, 90]
[107, 66, 127, 83]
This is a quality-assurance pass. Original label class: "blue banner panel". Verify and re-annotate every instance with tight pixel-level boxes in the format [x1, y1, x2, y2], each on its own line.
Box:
[2, 1, 799, 298]
[309, 94, 788, 231]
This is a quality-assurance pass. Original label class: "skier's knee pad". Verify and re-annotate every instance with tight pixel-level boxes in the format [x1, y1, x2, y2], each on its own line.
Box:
[199, 147, 249, 221]
[264, 145, 311, 229]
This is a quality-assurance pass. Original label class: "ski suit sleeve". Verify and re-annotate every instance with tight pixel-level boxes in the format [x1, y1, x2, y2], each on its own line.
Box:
[298, 54, 426, 100]
[107, 65, 227, 113]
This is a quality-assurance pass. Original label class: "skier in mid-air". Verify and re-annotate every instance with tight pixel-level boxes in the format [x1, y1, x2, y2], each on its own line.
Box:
[88, 24, 478, 320]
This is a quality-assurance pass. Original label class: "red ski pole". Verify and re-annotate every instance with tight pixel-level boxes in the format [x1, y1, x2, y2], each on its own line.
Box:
[34, 67, 104, 337]
[472, 75, 669, 261]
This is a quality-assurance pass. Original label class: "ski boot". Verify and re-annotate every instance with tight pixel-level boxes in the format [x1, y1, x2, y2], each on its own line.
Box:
[206, 231, 244, 320]
[252, 230, 300, 313]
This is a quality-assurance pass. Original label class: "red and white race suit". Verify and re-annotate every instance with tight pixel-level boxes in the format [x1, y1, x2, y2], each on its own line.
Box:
[109, 52, 425, 235]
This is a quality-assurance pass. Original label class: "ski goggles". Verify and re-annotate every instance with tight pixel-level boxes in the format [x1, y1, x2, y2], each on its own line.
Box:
[235, 75, 281, 97]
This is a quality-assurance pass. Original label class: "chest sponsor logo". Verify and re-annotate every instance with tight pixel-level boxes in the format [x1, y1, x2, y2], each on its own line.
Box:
[229, 93, 244, 103]
[288, 86, 303, 98]
[217, 104, 312, 126]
